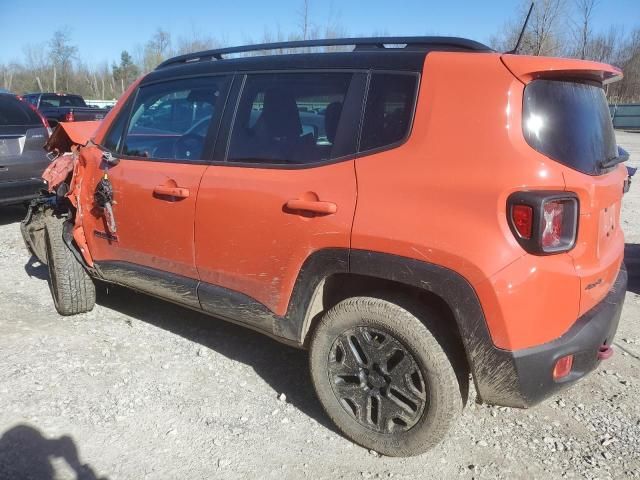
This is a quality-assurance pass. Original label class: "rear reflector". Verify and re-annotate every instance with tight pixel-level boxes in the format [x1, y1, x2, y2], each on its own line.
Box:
[553, 355, 574, 381]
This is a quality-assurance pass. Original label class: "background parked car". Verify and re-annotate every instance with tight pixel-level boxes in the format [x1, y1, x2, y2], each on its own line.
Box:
[21, 93, 109, 128]
[0, 93, 50, 206]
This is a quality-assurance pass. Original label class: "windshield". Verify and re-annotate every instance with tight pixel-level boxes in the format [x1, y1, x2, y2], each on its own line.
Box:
[523, 80, 617, 176]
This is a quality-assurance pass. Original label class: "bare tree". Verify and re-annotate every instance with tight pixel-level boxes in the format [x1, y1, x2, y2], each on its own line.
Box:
[298, 0, 311, 40]
[143, 28, 171, 72]
[571, 0, 598, 59]
[490, 0, 567, 56]
[49, 29, 77, 92]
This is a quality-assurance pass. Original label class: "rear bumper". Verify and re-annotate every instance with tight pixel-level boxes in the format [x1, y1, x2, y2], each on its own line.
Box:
[476, 265, 627, 407]
[0, 178, 45, 205]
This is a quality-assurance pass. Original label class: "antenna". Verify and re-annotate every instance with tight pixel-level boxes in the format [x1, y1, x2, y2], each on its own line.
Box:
[508, 2, 534, 55]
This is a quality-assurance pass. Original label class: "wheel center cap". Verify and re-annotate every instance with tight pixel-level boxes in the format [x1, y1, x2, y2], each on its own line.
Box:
[368, 372, 386, 388]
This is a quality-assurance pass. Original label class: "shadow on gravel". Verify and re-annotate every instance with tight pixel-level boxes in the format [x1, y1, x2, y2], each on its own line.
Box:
[0, 205, 26, 226]
[625, 243, 640, 295]
[95, 285, 340, 435]
[0, 424, 106, 480]
[25, 255, 49, 280]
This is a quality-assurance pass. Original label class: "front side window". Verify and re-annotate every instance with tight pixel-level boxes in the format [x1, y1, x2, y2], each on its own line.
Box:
[227, 73, 354, 165]
[122, 76, 229, 161]
[360, 73, 418, 152]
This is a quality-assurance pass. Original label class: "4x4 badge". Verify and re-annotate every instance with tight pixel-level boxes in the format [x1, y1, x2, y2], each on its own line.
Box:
[585, 278, 603, 290]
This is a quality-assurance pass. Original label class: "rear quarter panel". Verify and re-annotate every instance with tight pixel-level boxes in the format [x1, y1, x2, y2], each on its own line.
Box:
[351, 52, 580, 350]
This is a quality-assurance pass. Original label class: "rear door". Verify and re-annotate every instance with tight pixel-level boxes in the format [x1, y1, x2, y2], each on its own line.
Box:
[83, 75, 231, 295]
[194, 72, 365, 317]
[0, 95, 49, 183]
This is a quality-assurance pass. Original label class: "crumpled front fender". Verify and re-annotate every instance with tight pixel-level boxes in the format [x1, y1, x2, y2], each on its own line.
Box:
[38, 121, 100, 267]
[42, 121, 99, 194]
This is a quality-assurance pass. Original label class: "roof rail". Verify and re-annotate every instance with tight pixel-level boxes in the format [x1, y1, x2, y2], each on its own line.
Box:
[156, 36, 493, 69]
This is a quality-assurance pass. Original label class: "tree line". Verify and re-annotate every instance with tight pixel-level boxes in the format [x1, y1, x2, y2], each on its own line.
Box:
[1, 0, 639, 103]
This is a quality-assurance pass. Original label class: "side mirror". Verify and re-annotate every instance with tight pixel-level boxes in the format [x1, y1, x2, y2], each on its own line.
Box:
[102, 150, 120, 167]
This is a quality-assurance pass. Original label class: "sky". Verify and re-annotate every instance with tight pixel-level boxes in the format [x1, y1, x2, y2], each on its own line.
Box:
[0, 0, 638, 64]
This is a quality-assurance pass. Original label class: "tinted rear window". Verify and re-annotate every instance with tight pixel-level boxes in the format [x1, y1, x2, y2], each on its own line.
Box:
[0, 95, 41, 126]
[523, 80, 617, 175]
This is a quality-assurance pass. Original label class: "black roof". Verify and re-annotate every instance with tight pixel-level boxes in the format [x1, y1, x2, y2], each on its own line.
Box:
[147, 36, 492, 83]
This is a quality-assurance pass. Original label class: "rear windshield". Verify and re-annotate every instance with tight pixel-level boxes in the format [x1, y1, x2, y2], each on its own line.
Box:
[40, 94, 85, 108]
[523, 80, 617, 175]
[0, 95, 41, 126]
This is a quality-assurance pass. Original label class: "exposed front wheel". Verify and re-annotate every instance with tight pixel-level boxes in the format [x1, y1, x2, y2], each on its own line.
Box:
[44, 216, 96, 315]
[309, 296, 463, 456]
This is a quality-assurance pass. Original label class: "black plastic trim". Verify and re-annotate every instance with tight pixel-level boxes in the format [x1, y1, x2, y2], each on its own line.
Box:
[157, 36, 493, 69]
[96, 261, 201, 310]
[91, 249, 625, 409]
[93, 248, 348, 344]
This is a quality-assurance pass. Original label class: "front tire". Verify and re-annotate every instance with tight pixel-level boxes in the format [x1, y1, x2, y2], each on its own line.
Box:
[44, 216, 96, 315]
[309, 296, 463, 456]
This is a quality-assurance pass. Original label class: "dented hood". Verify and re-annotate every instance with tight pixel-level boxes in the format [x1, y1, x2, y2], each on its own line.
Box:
[45, 121, 100, 153]
[501, 54, 623, 84]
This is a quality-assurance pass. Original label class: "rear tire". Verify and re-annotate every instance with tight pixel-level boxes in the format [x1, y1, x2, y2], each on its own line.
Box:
[44, 216, 95, 315]
[309, 296, 462, 456]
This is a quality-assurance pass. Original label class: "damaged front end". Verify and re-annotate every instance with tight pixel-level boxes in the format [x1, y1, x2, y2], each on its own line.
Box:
[21, 121, 100, 269]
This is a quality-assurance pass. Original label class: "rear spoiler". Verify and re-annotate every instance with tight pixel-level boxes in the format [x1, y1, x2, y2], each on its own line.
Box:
[501, 54, 623, 85]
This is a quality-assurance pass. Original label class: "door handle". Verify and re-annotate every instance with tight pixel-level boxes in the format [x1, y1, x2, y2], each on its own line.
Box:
[153, 185, 190, 198]
[285, 198, 337, 214]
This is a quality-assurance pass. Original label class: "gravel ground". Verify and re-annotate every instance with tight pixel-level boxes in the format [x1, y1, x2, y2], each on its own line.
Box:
[0, 131, 639, 480]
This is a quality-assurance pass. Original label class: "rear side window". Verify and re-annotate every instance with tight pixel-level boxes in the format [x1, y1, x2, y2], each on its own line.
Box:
[0, 95, 41, 126]
[523, 80, 617, 175]
[360, 73, 418, 152]
[227, 72, 355, 165]
[121, 76, 230, 161]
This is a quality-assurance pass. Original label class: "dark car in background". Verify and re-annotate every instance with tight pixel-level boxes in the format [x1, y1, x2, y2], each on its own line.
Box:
[21, 93, 109, 128]
[0, 93, 50, 205]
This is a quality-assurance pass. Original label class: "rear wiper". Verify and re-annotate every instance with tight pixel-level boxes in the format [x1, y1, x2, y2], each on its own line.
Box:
[599, 146, 629, 170]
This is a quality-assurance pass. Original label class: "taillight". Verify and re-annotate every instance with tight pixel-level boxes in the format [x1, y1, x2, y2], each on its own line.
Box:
[507, 192, 578, 255]
[64, 111, 75, 122]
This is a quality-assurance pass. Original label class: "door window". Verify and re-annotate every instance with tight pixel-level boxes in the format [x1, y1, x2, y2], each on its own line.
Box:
[227, 73, 355, 165]
[122, 76, 229, 161]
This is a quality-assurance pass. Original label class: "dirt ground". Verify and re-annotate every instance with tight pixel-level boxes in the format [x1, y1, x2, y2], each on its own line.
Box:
[0, 132, 639, 480]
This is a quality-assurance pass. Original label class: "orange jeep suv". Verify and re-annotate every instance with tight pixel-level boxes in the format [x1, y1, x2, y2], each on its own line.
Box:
[22, 37, 631, 456]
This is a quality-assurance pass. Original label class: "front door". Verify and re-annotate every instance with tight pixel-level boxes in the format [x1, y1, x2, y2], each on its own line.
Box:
[83, 75, 231, 301]
[194, 71, 365, 317]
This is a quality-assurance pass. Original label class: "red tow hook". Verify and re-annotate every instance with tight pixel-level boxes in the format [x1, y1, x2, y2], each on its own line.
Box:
[597, 345, 614, 360]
